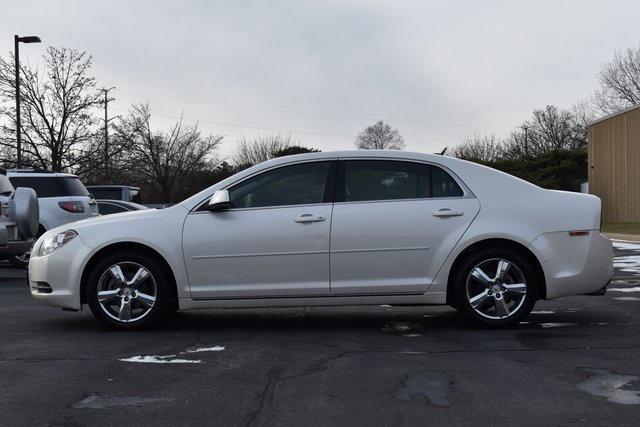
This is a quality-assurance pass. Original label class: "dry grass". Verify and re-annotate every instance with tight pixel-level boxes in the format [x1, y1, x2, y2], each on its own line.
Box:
[602, 222, 640, 235]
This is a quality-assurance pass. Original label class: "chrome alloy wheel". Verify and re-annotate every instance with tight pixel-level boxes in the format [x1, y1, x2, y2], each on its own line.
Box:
[465, 258, 527, 320]
[96, 262, 157, 323]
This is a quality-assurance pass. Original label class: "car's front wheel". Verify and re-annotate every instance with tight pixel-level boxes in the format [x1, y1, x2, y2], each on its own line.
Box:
[454, 249, 538, 328]
[86, 252, 171, 329]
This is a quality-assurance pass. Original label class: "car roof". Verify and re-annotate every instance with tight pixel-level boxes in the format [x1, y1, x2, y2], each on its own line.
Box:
[6, 169, 78, 178]
[87, 185, 140, 190]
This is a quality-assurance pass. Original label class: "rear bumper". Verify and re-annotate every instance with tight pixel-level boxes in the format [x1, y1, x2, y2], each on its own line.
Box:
[531, 231, 613, 299]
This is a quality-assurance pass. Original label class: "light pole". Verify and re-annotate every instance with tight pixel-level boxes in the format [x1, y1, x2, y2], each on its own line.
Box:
[14, 34, 41, 169]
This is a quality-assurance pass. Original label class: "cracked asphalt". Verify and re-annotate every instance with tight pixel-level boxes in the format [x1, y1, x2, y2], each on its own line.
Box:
[2, 242, 640, 425]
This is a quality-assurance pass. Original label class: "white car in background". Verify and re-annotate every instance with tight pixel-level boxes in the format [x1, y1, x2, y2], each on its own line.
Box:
[7, 169, 99, 266]
[27, 151, 613, 329]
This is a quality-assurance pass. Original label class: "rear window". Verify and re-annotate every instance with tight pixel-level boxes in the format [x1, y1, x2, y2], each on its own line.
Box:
[89, 188, 123, 200]
[9, 176, 90, 198]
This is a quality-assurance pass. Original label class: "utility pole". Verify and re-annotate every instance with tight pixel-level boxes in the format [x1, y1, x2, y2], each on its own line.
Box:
[99, 87, 116, 182]
[14, 34, 41, 168]
[521, 124, 529, 158]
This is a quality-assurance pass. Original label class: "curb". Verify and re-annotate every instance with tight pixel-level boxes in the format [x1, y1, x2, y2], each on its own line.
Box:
[604, 233, 640, 242]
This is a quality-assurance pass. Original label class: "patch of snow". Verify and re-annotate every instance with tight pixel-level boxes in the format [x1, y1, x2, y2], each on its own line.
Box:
[615, 296, 640, 301]
[531, 310, 555, 314]
[119, 355, 202, 364]
[609, 287, 640, 293]
[379, 304, 392, 308]
[182, 346, 225, 354]
[612, 240, 640, 251]
[614, 256, 640, 274]
[539, 322, 578, 328]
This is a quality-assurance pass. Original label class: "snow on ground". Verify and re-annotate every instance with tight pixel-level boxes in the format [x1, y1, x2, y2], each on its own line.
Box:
[612, 240, 640, 275]
[119, 346, 225, 364]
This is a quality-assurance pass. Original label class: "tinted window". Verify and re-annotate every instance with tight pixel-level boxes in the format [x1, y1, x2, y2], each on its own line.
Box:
[98, 202, 128, 215]
[89, 188, 123, 200]
[9, 177, 90, 198]
[341, 160, 463, 202]
[431, 166, 463, 197]
[343, 161, 429, 202]
[229, 162, 332, 208]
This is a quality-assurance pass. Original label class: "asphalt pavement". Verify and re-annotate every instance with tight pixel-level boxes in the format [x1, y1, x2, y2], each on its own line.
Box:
[1, 242, 640, 426]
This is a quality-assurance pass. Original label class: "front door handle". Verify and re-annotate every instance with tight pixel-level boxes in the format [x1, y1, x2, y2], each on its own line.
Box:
[294, 214, 326, 223]
[432, 208, 463, 218]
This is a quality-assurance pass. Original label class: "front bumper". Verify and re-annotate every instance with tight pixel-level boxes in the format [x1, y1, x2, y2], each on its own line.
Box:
[28, 235, 92, 310]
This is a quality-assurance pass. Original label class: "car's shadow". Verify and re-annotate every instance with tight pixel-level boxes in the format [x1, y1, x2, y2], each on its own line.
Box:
[42, 305, 609, 338]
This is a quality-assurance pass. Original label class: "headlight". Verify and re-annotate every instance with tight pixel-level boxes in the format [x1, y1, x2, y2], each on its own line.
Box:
[37, 230, 78, 257]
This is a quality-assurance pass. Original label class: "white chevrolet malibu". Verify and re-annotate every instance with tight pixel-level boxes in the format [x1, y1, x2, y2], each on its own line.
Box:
[28, 151, 613, 329]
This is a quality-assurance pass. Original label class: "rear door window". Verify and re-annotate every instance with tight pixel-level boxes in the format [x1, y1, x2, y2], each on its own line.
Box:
[338, 160, 464, 202]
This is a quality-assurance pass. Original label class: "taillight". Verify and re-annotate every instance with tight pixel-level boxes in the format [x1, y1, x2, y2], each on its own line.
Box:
[58, 201, 85, 213]
[568, 230, 590, 237]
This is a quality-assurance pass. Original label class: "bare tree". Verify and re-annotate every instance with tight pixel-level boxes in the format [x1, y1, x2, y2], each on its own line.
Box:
[450, 133, 501, 163]
[355, 120, 405, 150]
[0, 47, 103, 171]
[231, 133, 294, 167]
[500, 105, 586, 159]
[113, 104, 223, 202]
[593, 44, 640, 114]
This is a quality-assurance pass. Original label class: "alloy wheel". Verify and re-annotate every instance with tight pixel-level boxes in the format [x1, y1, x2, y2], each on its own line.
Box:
[96, 261, 157, 323]
[465, 258, 527, 320]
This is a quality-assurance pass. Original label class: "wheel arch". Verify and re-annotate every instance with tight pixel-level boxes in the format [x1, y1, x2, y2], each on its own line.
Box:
[79, 241, 179, 308]
[445, 238, 547, 306]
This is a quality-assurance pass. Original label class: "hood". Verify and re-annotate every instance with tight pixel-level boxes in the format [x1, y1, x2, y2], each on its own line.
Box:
[46, 204, 187, 235]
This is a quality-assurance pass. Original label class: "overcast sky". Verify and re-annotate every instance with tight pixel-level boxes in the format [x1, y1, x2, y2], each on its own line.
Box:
[2, 0, 639, 157]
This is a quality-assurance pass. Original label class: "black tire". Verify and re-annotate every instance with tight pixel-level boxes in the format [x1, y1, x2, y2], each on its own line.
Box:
[86, 251, 172, 330]
[453, 248, 538, 328]
[9, 254, 30, 268]
[10, 227, 45, 268]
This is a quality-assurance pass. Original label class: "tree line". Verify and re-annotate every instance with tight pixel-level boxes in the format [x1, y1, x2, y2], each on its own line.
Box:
[450, 43, 640, 191]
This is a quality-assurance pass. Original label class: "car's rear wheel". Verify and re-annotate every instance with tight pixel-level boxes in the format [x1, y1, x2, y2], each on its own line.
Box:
[86, 252, 171, 329]
[454, 249, 537, 328]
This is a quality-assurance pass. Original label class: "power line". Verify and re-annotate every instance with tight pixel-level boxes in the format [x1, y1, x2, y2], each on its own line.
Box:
[109, 107, 460, 144]
[113, 88, 511, 129]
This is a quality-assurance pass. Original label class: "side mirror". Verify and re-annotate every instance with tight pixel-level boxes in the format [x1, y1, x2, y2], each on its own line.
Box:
[206, 190, 231, 212]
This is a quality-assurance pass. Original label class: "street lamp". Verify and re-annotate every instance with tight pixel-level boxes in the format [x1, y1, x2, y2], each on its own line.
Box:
[14, 35, 41, 169]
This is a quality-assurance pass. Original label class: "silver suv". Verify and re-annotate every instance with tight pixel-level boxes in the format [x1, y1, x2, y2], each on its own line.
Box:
[0, 175, 39, 262]
[6, 170, 98, 266]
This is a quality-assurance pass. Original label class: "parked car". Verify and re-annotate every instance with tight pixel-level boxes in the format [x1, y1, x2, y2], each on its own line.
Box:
[27, 151, 613, 329]
[0, 174, 39, 262]
[97, 200, 149, 215]
[86, 185, 140, 202]
[7, 169, 99, 266]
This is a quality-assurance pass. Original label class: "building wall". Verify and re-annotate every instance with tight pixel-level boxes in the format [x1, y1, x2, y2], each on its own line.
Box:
[588, 106, 640, 223]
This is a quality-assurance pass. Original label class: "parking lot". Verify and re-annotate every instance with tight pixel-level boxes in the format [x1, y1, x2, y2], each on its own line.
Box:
[1, 241, 640, 426]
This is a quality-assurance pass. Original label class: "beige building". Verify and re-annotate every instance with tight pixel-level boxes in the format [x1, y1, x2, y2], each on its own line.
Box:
[588, 105, 640, 223]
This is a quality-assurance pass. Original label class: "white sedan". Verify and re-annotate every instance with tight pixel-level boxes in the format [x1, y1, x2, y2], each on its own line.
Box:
[28, 151, 613, 329]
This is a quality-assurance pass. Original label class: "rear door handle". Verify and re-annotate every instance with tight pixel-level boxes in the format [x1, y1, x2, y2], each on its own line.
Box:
[432, 208, 463, 217]
[294, 214, 326, 223]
